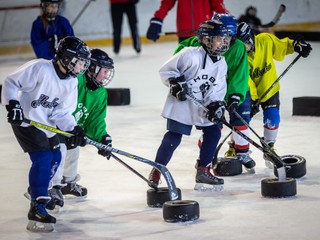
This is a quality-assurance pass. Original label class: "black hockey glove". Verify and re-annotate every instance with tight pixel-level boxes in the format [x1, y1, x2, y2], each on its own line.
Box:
[293, 36, 312, 58]
[6, 100, 24, 125]
[146, 17, 163, 42]
[250, 100, 260, 118]
[205, 101, 226, 124]
[169, 76, 187, 101]
[66, 126, 87, 148]
[227, 94, 241, 113]
[98, 134, 112, 159]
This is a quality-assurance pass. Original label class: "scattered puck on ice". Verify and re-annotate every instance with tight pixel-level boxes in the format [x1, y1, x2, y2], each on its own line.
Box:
[107, 88, 130, 106]
[274, 155, 306, 178]
[214, 157, 242, 176]
[147, 187, 182, 208]
[163, 200, 200, 223]
[293, 96, 320, 116]
[261, 177, 297, 198]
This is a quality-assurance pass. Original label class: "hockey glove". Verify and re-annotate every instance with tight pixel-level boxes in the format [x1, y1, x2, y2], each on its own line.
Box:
[146, 17, 162, 42]
[66, 126, 87, 148]
[205, 101, 226, 124]
[227, 94, 241, 113]
[98, 134, 112, 159]
[250, 100, 260, 118]
[169, 76, 187, 101]
[293, 36, 312, 58]
[6, 100, 24, 125]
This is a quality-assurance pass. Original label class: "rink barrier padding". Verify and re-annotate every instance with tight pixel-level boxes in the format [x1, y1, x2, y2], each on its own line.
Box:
[107, 88, 130, 106]
[292, 96, 320, 116]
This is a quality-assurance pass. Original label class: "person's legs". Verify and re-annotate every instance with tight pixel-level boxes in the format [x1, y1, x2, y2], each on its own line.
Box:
[125, 3, 141, 53]
[110, 3, 124, 54]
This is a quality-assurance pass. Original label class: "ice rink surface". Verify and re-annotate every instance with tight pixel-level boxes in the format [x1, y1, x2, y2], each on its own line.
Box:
[0, 41, 320, 239]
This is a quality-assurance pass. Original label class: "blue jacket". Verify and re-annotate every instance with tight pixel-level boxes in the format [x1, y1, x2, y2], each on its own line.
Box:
[31, 15, 74, 60]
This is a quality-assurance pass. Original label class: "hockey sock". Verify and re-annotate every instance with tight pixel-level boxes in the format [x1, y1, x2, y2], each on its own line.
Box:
[199, 125, 221, 167]
[233, 126, 250, 154]
[154, 131, 182, 166]
[28, 150, 54, 199]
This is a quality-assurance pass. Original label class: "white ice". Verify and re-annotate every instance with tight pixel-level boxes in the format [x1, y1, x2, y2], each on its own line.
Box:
[0, 41, 320, 240]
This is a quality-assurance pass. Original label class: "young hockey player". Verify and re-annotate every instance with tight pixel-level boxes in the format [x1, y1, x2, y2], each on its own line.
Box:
[1, 36, 90, 232]
[173, 14, 256, 172]
[228, 22, 312, 167]
[31, 0, 74, 60]
[148, 19, 230, 191]
[49, 48, 115, 206]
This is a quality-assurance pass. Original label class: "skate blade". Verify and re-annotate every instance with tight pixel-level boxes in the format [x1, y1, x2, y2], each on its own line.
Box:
[194, 183, 224, 192]
[26, 220, 54, 232]
[24, 192, 31, 200]
[265, 160, 274, 169]
[245, 167, 256, 174]
[49, 206, 61, 214]
[63, 194, 87, 201]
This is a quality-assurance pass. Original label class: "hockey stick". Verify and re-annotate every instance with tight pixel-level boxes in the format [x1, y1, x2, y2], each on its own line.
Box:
[71, 0, 95, 27]
[254, 54, 301, 107]
[22, 119, 179, 200]
[110, 153, 158, 190]
[260, 4, 286, 28]
[163, 29, 197, 36]
[185, 94, 286, 180]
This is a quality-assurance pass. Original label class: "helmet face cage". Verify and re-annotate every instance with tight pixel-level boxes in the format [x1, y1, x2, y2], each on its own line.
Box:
[41, 0, 62, 20]
[212, 13, 238, 37]
[237, 22, 255, 53]
[198, 20, 231, 57]
[88, 49, 115, 87]
[56, 37, 91, 77]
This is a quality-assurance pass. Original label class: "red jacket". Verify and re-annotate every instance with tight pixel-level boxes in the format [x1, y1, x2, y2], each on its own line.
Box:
[153, 0, 228, 37]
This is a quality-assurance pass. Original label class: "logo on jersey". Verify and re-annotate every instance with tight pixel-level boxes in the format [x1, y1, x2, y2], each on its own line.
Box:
[251, 63, 272, 79]
[190, 74, 216, 98]
[31, 94, 59, 109]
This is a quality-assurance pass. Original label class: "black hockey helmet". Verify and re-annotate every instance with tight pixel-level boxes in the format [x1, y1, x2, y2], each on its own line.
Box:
[197, 19, 230, 57]
[87, 48, 115, 87]
[56, 36, 91, 77]
[237, 22, 255, 53]
[40, 0, 62, 20]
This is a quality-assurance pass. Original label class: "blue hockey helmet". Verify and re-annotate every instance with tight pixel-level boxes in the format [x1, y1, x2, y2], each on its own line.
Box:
[212, 13, 238, 37]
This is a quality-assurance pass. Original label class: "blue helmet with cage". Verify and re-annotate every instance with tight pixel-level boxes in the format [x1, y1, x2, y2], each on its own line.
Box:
[197, 19, 230, 57]
[212, 13, 238, 37]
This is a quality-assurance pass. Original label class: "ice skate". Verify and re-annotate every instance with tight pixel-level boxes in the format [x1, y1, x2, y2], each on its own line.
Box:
[194, 166, 224, 192]
[46, 186, 64, 213]
[237, 151, 256, 174]
[26, 197, 56, 233]
[148, 168, 161, 189]
[224, 141, 236, 158]
[61, 175, 87, 200]
[263, 142, 276, 169]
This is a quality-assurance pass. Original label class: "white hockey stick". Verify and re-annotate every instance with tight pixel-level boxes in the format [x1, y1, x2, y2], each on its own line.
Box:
[22, 119, 179, 200]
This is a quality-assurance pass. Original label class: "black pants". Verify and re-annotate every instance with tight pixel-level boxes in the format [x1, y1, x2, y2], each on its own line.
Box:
[110, 2, 140, 53]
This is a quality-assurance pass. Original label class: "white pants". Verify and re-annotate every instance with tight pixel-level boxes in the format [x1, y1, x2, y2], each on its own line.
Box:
[51, 143, 80, 186]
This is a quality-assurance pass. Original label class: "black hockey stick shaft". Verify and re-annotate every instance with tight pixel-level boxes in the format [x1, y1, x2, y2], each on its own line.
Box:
[110, 153, 158, 190]
[72, 0, 95, 26]
[185, 94, 284, 168]
[254, 54, 301, 106]
[260, 4, 286, 28]
[22, 119, 179, 200]
[212, 131, 232, 165]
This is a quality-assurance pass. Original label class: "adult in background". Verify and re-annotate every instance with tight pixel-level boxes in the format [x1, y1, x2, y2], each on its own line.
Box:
[146, 0, 228, 43]
[31, 0, 74, 60]
[109, 0, 141, 54]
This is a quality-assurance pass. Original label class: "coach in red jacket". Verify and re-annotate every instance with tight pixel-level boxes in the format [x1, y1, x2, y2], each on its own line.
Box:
[146, 0, 228, 42]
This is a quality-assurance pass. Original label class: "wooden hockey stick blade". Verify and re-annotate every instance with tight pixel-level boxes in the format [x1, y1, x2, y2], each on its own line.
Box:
[22, 119, 179, 200]
[260, 4, 286, 28]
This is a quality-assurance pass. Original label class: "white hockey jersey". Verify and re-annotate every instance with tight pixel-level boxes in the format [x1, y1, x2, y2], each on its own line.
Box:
[1, 59, 78, 137]
[159, 47, 227, 126]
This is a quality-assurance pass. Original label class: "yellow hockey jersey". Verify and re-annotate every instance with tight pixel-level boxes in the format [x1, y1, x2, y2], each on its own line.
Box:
[248, 33, 295, 102]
